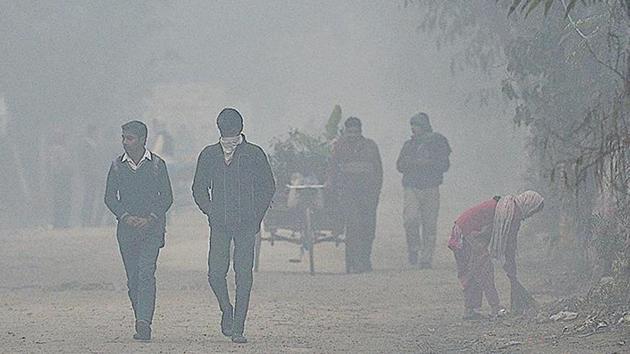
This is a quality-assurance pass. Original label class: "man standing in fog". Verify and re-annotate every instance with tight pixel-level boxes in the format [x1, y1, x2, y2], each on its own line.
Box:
[192, 108, 275, 344]
[104, 120, 173, 341]
[328, 117, 383, 274]
[396, 112, 451, 269]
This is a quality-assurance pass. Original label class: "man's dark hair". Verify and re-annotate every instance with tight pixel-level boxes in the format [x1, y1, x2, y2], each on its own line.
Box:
[410, 112, 432, 132]
[217, 108, 243, 137]
[122, 120, 148, 140]
[344, 116, 362, 129]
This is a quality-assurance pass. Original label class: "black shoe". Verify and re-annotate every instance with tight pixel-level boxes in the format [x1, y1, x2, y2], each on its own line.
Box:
[231, 334, 248, 343]
[463, 308, 482, 321]
[418, 261, 432, 269]
[408, 251, 418, 265]
[133, 320, 151, 341]
[221, 307, 234, 337]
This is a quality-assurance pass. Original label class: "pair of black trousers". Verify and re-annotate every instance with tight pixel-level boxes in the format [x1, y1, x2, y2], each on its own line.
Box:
[207, 228, 256, 335]
[117, 225, 162, 324]
[343, 201, 377, 274]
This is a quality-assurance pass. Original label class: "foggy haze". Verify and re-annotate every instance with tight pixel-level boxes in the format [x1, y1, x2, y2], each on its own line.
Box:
[144, 0, 526, 216]
[7, 1, 608, 353]
[0, 1, 527, 226]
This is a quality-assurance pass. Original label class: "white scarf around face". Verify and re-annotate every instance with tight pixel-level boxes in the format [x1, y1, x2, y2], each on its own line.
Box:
[219, 135, 243, 165]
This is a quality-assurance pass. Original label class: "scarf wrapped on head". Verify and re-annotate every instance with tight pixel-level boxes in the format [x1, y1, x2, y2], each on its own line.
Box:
[219, 135, 243, 165]
[490, 191, 544, 259]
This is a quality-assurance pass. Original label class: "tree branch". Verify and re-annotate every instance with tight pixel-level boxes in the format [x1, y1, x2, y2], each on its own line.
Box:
[560, 0, 625, 79]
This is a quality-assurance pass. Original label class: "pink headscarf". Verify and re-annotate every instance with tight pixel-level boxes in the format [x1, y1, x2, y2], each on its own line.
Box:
[490, 191, 544, 259]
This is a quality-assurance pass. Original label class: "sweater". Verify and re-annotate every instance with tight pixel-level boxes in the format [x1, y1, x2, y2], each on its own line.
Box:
[104, 152, 173, 244]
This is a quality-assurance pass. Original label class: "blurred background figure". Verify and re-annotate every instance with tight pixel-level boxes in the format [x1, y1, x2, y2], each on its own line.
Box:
[150, 119, 175, 163]
[396, 112, 451, 269]
[327, 117, 383, 274]
[46, 128, 73, 229]
[79, 124, 100, 227]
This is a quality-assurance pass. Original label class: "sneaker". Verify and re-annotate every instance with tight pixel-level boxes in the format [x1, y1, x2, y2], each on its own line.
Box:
[133, 320, 151, 341]
[490, 306, 507, 318]
[231, 334, 248, 344]
[462, 308, 482, 320]
[221, 307, 234, 337]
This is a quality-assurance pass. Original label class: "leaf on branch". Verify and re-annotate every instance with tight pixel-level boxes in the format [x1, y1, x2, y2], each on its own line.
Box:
[508, 0, 523, 17]
[521, 0, 530, 12]
[525, 0, 544, 18]
[565, 0, 578, 18]
[501, 79, 518, 100]
[543, 0, 554, 15]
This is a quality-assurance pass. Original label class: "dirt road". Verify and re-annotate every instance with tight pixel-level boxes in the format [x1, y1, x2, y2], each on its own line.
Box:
[1, 207, 627, 353]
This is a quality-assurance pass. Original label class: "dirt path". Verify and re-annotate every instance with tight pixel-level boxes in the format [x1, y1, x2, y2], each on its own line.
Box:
[1, 208, 627, 353]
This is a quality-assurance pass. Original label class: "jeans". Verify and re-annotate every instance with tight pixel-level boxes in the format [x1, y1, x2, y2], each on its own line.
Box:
[117, 225, 162, 324]
[207, 227, 256, 335]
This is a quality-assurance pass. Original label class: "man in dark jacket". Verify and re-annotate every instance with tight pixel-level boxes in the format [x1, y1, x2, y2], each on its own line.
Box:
[104, 120, 173, 341]
[192, 108, 275, 344]
[328, 117, 383, 274]
[396, 113, 451, 269]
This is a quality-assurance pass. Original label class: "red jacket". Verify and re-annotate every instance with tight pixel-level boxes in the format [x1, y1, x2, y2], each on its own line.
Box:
[448, 198, 498, 250]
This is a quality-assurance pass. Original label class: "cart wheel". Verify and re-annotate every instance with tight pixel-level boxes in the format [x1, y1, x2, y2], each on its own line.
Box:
[254, 230, 262, 272]
[305, 207, 315, 275]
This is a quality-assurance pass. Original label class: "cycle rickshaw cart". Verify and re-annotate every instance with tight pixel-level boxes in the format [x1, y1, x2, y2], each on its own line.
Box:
[255, 181, 345, 275]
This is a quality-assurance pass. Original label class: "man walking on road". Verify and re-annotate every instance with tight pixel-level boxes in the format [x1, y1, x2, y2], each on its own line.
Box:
[104, 120, 173, 341]
[192, 108, 275, 344]
[328, 117, 383, 274]
[396, 113, 451, 269]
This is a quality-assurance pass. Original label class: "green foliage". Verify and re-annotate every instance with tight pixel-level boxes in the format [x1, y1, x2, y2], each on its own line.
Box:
[268, 129, 331, 188]
[269, 104, 341, 187]
[506, 0, 606, 18]
[414, 0, 629, 282]
[325, 105, 342, 140]
[409, 0, 508, 76]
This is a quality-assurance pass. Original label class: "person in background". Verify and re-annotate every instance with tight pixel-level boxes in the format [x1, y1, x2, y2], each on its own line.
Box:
[79, 124, 100, 227]
[151, 118, 175, 163]
[327, 117, 383, 274]
[47, 128, 73, 229]
[396, 112, 451, 268]
[104, 120, 173, 341]
[192, 108, 275, 344]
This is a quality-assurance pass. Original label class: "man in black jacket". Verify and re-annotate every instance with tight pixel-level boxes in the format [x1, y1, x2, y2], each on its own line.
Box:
[192, 108, 275, 344]
[396, 113, 451, 269]
[104, 120, 173, 341]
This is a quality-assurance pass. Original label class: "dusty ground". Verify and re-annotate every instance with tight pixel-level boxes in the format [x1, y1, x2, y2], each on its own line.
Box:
[1, 206, 628, 353]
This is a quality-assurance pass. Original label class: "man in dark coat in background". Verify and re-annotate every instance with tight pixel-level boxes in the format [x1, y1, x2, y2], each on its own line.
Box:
[104, 120, 173, 341]
[192, 108, 275, 344]
[328, 117, 383, 274]
[396, 112, 451, 269]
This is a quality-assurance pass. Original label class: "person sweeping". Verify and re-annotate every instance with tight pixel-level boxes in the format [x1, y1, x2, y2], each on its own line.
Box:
[448, 191, 544, 319]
